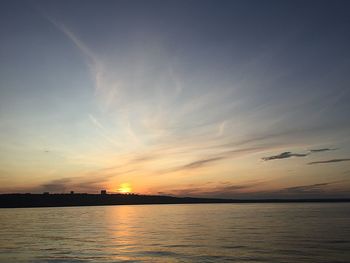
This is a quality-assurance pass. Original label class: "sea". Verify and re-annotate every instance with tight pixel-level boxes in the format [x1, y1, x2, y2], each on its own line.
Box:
[0, 203, 350, 262]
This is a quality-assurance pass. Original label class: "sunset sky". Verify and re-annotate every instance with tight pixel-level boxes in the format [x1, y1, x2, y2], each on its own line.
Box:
[1, 0, 350, 198]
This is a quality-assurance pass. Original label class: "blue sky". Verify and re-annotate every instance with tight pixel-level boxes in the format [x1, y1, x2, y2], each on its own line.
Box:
[0, 0, 350, 198]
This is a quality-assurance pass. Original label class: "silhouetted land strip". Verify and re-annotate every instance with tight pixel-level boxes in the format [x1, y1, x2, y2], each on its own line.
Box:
[1, 193, 350, 208]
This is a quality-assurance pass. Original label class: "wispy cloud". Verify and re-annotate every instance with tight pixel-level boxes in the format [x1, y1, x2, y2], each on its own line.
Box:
[308, 159, 350, 165]
[261, 147, 340, 163]
[262, 151, 309, 161]
[165, 180, 348, 198]
[38, 171, 119, 193]
[309, 148, 337, 153]
[179, 157, 225, 170]
[280, 182, 331, 194]
[40, 178, 72, 193]
[157, 181, 263, 198]
[88, 114, 120, 147]
[217, 121, 226, 136]
[160, 146, 270, 174]
[159, 156, 225, 174]
[274, 180, 349, 196]
[42, 13, 101, 73]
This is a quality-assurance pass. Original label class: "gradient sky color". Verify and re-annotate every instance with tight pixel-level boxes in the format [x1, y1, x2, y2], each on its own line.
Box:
[1, 0, 350, 198]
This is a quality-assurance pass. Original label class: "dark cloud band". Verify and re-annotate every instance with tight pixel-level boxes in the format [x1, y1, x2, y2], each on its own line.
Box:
[308, 159, 350, 165]
[262, 151, 308, 161]
[309, 148, 337, 153]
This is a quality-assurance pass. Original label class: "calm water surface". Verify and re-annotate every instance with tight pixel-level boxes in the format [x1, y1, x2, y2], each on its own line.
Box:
[1, 203, 350, 262]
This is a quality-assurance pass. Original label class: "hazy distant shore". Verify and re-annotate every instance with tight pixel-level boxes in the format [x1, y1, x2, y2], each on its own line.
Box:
[1, 193, 349, 208]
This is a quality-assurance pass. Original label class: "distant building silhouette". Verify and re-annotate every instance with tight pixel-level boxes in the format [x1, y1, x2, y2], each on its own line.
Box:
[70, 191, 74, 194]
[101, 190, 107, 195]
[43, 192, 49, 195]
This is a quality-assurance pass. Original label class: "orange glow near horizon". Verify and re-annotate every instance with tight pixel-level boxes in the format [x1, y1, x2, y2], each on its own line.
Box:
[118, 183, 132, 194]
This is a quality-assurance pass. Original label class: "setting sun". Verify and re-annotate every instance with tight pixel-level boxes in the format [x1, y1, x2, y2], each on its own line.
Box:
[118, 183, 132, 194]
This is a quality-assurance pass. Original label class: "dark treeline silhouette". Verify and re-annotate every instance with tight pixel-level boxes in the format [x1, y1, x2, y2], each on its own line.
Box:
[1, 193, 350, 208]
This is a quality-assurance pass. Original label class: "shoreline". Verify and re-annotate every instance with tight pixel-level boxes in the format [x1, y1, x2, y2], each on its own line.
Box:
[1, 193, 350, 208]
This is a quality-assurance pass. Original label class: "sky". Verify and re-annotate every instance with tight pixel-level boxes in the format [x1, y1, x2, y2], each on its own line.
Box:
[0, 0, 350, 198]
